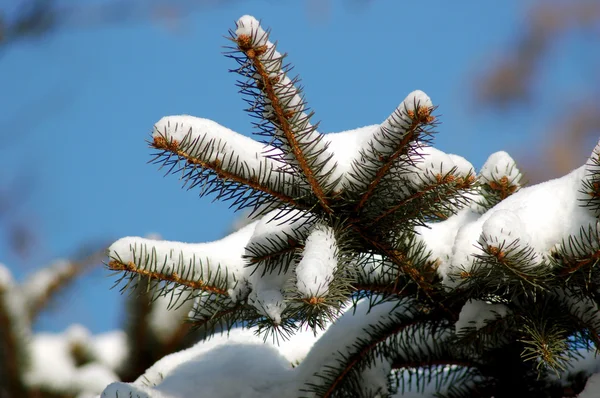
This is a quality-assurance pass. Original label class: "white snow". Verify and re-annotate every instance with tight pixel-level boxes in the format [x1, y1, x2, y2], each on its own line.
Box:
[297, 299, 414, 397]
[455, 299, 509, 333]
[295, 224, 338, 297]
[102, 324, 328, 398]
[479, 151, 522, 185]
[24, 325, 120, 395]
[415, 207, 480, 267]
[0, 263, 14, 286]
[100, 299, 429, 398]
[89, 330, 128, 372]
[235, 15, 267, 44]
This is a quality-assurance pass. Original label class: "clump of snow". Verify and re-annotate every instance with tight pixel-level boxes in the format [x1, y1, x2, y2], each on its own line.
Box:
[478, 209, 535, 260]
[379, 90, 432, 140]
[90, 330, 128, 372]
[295, 224, 338, 297]
[415, 208, 480, 268]
[455, 299, 509, 333]
[405, 145, 474, 189]
[101, 299, 426, 398]
[479, 151, 522, 185]
[21, 260, 75, 310]
[250, 286, 288, 324]
[0, 263, 14, 286]
[235, 15, 266, 45]
[24, 325, 120, 395]
[297, 299, 412, 395]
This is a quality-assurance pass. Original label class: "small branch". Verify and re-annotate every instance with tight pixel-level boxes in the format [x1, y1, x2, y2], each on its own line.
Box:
[108, 259, 228, 296]
[370, 174, 475, 225]
[152, 136, 306, 210]
[557, 250, 600, 277]
[487, 176, 519, 200]
[355, 107, 434, 211]
[352, 226, 434, 294]
[235, 34, 332, 213]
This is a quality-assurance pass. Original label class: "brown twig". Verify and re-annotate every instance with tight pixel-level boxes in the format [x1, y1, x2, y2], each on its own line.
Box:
[108, 259, 228, 296]
[236, 34, 332, 213]
[153, 136, 306, 210]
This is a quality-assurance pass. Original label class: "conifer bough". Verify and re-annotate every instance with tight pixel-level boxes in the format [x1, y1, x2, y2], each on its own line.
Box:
[103, 15, 600, 398]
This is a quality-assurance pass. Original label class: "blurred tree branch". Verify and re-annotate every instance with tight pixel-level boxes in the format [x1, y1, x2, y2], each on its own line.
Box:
[475, 0, 600, 182]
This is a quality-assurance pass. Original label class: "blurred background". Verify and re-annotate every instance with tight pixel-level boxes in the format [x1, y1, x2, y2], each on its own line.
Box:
[1, 0, 599, 348]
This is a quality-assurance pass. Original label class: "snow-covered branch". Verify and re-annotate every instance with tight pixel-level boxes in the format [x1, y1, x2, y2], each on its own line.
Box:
[107, 224, 256, 296]
[348, 91, 436, 210]
[231, 16, 336, 212]
[151, 116, 311, 214]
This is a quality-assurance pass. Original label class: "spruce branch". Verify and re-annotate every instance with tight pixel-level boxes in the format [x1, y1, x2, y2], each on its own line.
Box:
[243, 210, 314, 276]
[151, 116, 312, 214]
[475, 236, 544, 288]
[352, 226, 437, 295]
[553, 224, 600, 288]
[476, 151, 523, 212]
[368, 169, 476, 228]
[350, 91, 436, 211]
[229, 16, 335, 213]
[101, 14, 600, 398]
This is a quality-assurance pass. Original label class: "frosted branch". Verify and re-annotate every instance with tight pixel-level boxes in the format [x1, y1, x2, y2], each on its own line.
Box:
[152, 116, 311, 213]
[349, 90, 436, 209]
[476, 151, 523, 212]
[107, 222, 257, 297]
[232, 15, 335, 212]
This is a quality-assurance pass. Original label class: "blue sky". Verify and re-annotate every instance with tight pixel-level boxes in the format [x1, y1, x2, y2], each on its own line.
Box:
[0, 0, 567, 333]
